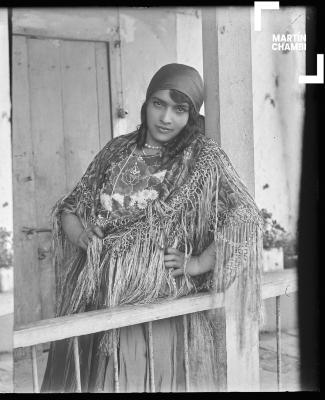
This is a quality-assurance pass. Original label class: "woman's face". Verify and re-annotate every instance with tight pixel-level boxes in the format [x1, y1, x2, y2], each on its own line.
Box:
[145, 89, 190, 147]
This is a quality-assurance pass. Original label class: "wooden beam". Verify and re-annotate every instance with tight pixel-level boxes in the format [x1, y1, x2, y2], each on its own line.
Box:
[201, 8, 220, 143]
[202, 7, 255, 197]
[14, 292, 224, 349]
[14, 270, 296, 349]
[202, 7, 259, 390]
[262, 269, 298, 298]
[224, 277, 260, 391]
[12, 9, 120, 42]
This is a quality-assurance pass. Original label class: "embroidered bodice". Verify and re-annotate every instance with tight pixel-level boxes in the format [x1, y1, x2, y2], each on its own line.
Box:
[99, 151, 167, 219]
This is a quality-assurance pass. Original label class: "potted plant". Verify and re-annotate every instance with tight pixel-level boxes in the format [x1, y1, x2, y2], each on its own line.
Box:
[0, 227, 13, 292]
[261, 208, 290, 272]
[260, 210, 298, 333]
[282, 234, 298, 269]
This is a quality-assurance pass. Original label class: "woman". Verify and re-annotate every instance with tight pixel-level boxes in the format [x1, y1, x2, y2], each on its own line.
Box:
[41, 63, 263, 392]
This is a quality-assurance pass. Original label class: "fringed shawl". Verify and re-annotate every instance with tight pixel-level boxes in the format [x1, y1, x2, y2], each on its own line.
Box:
[51, 130, 264, 386]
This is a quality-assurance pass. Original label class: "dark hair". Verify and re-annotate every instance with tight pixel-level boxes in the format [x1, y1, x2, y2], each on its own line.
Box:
[136, 89, 205, 170]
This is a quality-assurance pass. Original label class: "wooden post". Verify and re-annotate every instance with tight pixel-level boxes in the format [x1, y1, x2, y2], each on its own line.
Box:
[276, 296, 282, 391]
[73, 337, 82, 392]
[224, 280, 260, 391]
[182, 315, 190, 392]
[31, 346, 40, 393]
[202, 7, 259, 391]
[202, 9, 220, 144]
[112, 330, 120, 393]
[202, 6, 255, 197]
[147, 322, 156, 392]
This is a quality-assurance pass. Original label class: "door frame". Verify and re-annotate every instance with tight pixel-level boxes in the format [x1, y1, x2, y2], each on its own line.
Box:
[12, 8, 125, 138]
[12, 18, 124, 330]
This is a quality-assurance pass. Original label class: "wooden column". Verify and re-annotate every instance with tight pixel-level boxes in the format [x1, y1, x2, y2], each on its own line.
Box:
[202, 7, 259, 391]
[202, 6, 255, 197]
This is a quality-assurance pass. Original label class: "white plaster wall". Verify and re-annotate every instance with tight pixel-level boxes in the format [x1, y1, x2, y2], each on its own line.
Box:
[176, 8, 203, 76]
[251, 8, 305, 235]
[176, 8, 204, 115]
[119, 7, 205, 135]
[118, 8, 178, 135]
[250, 7, 305, 331]
[0, 9, 12, 232]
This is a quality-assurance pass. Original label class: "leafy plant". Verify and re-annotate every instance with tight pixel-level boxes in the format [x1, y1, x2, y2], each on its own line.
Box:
[261, 208, 292, 250]
[283, 235, 298, 256]
[0, 227, 13, 269]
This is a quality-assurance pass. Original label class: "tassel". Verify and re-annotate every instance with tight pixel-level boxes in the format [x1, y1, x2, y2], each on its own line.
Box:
[50, 135, 264, 369]
[85, 235, 103, 303]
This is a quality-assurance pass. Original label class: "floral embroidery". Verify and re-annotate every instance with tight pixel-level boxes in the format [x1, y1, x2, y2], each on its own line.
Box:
[112, 193, 124, 208]
[152, 169, 166, 183]
[129, 189, 159, 209]
[99, 154, 167, 216]
[100, 192, 113, 212]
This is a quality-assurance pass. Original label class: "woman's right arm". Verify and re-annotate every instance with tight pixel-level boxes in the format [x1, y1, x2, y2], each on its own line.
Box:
[61, 212, 103, 250]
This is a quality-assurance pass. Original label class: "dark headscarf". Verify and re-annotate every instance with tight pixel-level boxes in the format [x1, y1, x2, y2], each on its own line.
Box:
[146, 63, 204, 113]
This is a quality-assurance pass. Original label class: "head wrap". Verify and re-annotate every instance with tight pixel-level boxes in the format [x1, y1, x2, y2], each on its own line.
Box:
[146, 63, 204, 113]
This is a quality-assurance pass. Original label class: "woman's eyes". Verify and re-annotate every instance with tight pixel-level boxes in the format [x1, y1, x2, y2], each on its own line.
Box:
[152, 101, 188, 113]
[153, 100, 162, 107]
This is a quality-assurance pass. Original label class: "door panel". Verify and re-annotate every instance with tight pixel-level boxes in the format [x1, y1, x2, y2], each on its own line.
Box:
[27, 37, 67, 322]
[60, 39, 102, 188]
[13, 35, 113, 325]
[12, 35, 42, 327]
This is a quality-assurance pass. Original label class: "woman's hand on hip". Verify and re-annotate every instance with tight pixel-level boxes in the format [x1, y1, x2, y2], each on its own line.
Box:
[77, 225, 104, 250]
[164, 247, 201, 277]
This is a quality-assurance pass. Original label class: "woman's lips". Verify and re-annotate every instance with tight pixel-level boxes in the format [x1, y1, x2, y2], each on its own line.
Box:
[156, 125, 173, 134]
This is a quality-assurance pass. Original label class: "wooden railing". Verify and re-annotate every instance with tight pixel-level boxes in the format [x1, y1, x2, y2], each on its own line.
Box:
[13, 269, 297, 393]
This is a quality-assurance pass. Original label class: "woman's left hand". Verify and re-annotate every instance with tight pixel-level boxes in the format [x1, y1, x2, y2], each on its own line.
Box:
[164, 248, 201, 277]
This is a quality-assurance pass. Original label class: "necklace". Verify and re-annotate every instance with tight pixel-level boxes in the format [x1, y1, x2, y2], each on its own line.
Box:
[142, 146, 162, 157]
[144, 143, 162, 150]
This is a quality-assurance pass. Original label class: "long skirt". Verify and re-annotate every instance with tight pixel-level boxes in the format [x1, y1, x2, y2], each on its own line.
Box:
[41, 312, 223, 393]
[41, 316, 187, 392]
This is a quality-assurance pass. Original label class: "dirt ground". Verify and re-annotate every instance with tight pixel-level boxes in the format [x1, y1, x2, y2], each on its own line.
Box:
[2, 329, 300, 393]
[0, 352, 12, 393]
[259, 329, 300, 391]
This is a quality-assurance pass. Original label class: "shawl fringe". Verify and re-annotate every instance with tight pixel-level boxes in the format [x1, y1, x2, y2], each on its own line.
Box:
[50, 133, 264, 382]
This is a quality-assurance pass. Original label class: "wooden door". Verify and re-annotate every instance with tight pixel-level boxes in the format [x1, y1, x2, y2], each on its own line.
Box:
[12, 35, 113, 326]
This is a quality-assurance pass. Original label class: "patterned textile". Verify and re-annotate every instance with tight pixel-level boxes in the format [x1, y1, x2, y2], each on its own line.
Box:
[41, 130, 264, 392]
[100, 152, 167, 217]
